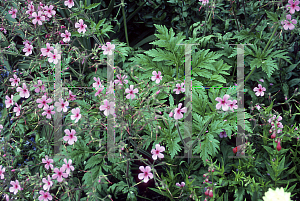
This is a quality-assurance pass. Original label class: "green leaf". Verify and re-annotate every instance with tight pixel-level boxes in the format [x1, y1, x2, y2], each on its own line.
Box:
[85, 2, 100, 9]
[265, 10, 278, 22]
[288, 78, 300, 87]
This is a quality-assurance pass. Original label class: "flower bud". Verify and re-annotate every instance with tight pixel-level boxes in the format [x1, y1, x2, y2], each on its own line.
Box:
[169, 112, 173, 117]
[205, 190, 209, 196]
[276, 141, 281, 151]
[271, 133, 276, 139]
[209, 190, 213, 197]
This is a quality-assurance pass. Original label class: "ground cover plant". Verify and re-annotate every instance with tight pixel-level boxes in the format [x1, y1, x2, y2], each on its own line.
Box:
[0, 0, 300, 200]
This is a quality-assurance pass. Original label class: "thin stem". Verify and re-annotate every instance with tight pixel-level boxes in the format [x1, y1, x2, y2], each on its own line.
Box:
[121, 0, 129, 47]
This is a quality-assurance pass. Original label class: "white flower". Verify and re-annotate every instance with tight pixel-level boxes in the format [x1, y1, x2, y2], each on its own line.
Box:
[262, 187, 291, 201]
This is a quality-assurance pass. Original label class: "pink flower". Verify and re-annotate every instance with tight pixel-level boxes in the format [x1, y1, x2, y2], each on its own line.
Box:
[42, 156, 54, 170]
[0, 27, 7, 34]
[64, 0, 74, 8]
[5, 95, 14, 108]
[70, 107, 81, 123]
[199, 0, 209, 5]
[151, 144, 165, 160]
[61, 30, 71, 43]
[63, 129, 77, 145]
[68, 90, 76, 101]
[215, 94, 231, 111]
[42, 105, 55, 119]
[62, 158, 74, 174]
[227, 99, 238, 111]
[9, 74, 20, 86]
[138, 166, 153, 183]
[106, 80, 115, 95]
[255, 105, 261, 110]
[48, 49, 61, 64]
[259, 79, 264, 82]
[54, 98, 69, 112]
[169, 111, 173, 117]
[75, 19, 87, 34]
[43, 5, 56, 18]
[9, 8, 17, 18]
[16, 83, 30, 98]
[0, 165, 5, 179]
[174, 103, 187, 120]
[38, 190, 52, 201]
[23, 43, 33, 56]
[99, 99, 115, 116]
[176, 182, 185, 188]
[13, 103, 21, 116]
[42, 175, 53, 191]
[33, 80, 46, 93]
[101, 42, 115, 55]
[125, 85, 139, 99]
[32, 11, 45, 25]
[52, 167, 68, 182]
[9, 180, 21, 195]
[93, 77, 102, 90]
[253, 84, 266, 96]
[151, 71, 163, 84]
[286, 0, 300, 14]
[41, 43, 54, 57]
[173, 83, 185, 94]
[114, 74, 128, 86]
[95, 87, 104, 96]
[0, 124, 3, 133]
[4, 194, 9, 201]
[37, 95, 52, 109]
[282, 14, 297, 30]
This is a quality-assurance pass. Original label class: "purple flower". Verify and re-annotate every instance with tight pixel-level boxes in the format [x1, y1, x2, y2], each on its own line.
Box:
[219, 129, 227, 138]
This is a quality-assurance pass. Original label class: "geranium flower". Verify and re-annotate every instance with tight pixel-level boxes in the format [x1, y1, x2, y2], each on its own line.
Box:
[219, 129, 227, 138]
[42, 175, 53, 191]
[42, 155, 54, 170]
[41, 43, 54, 57]
[253, 84, 266, 96]
[63, 129, 77, 145]
[48, 49, 61, 64]
[75, 19, 87, 34]
[262, 187, 291, 201]
[227, 99, 238, 111]
[174, 103, 187, 120]
[125, 85, 138, 99]
[9, 74, 20, 86]
[43, 5, 56, 18]
[99, 99, 115, 116]
[151, 144, 165, 160]
[16, 83, 30, 98]
[61, 30, 71, 43]
[0, 165, 5, 179]
[52, 167, 68, 182]
[173, 83, 185, 94]
[215, 94, 231, 111]
[62, 158, 75, 174]
[68, 90, 76, 101]
[54, 98, 69, 112]
[5, 95, 14, 108]
[199, 0, 209, 5]
[114, 74, 128, 86]
[93, 77, 102, 90]
[281, 14, 297, 30]
[38, 190, 52, 201]
[64, 0, 74, 8]
[70, 107, 81, 123]
[8, 8, 17, 18]
[42, 105, 55, 119]
[23, 43, 33, 56]
[286, 0, 300, 14]
[102, 42, 115, 55]
[13, 103, 21, 116]
[36, 95, 52, 109]
[0, 124, 3, 134]
[106, 80, 115, 95]
[138, 166, 153, 183]
[151, 71, 163, 84]
[32, 11, 45, 25]
[9, 180, 21, 195]
[176, 182, 185, 188]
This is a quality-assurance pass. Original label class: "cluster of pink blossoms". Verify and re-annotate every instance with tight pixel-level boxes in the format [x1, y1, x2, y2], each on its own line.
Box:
[215, 94, 238, 112]
[282, 0, 300, 30]
[268, 115, 284, 138]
